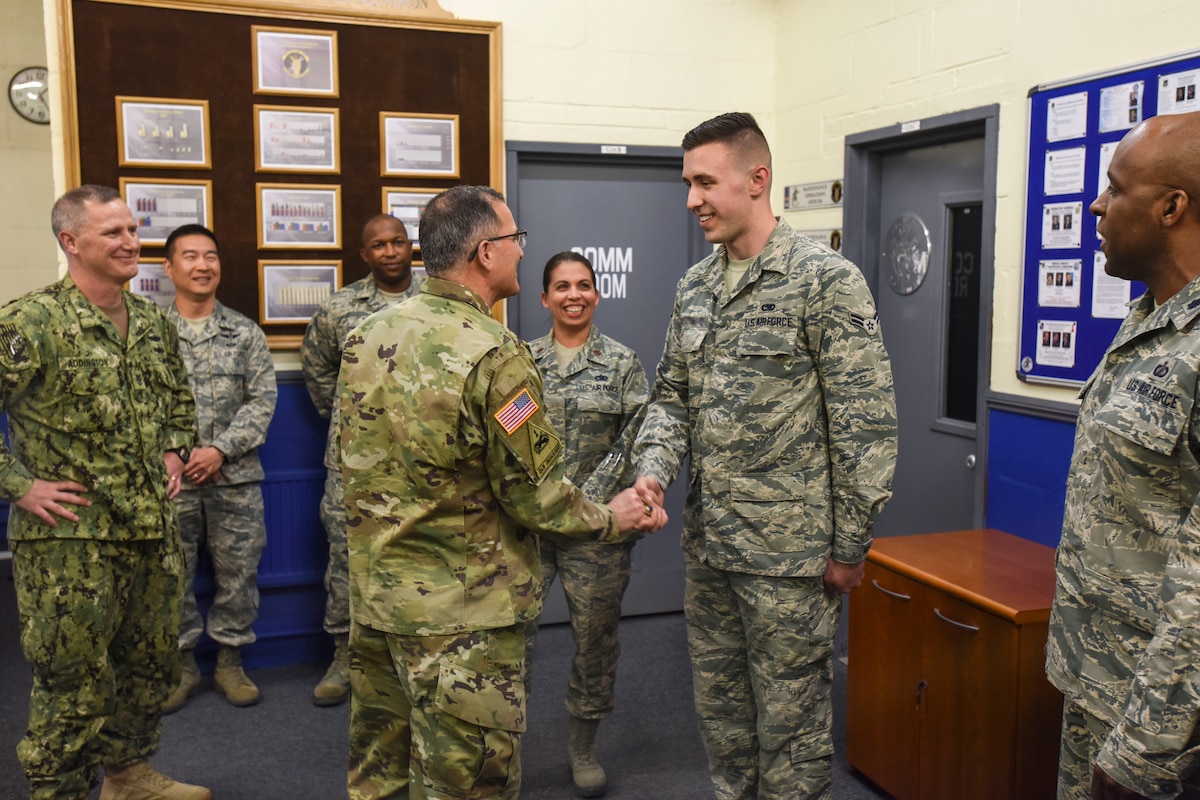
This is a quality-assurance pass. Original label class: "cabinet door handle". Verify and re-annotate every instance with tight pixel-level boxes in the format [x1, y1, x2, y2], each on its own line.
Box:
[871, 579, 911, 601]
[934, 607, 980, 632]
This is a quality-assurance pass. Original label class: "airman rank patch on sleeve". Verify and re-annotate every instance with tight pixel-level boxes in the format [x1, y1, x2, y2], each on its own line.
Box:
[495, 388, 539, 434]
[849, 312, 879, 335]
[528, 421, 563, 481]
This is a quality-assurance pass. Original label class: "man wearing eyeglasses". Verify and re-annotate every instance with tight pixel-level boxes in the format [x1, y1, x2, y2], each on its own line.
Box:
[337, 185, 666, 800]
[300, 214, 425, 707]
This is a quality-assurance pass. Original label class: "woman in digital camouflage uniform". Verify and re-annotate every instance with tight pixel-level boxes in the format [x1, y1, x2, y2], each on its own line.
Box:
[526, 251, 649, 798]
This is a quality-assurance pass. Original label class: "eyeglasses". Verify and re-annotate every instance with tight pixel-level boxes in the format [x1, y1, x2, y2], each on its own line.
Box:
[469, 229, 527, 261]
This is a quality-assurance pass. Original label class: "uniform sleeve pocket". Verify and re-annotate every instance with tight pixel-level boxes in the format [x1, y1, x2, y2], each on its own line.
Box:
[434, 661, 527, 732]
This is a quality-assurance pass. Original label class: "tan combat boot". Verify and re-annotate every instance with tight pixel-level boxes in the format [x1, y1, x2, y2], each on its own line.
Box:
[213, 645, 260, 707]
[568, 716, 607, 798]
[312, 632, 350, 706]
[99, 762, 211, 800]
[162, 650, 201, 714]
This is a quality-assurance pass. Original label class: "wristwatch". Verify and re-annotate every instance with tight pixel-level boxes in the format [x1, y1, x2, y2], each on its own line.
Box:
[167, 447, 190, 464]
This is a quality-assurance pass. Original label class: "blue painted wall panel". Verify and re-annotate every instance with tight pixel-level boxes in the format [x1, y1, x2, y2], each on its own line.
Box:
[985, 408, 1076, 549]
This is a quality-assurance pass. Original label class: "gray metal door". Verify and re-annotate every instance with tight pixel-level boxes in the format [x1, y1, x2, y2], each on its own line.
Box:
[873, 138, 985, 536]
[506, 143, 708, 621]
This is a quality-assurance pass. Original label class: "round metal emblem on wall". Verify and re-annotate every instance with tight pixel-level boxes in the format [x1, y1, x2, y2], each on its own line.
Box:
[883, 213, 931, 296]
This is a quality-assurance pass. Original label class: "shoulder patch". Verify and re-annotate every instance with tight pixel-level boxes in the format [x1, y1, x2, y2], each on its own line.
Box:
[495, 387, 539, 434]
[849, 311, 879, 335]
[0, 324, 23, 360]
[528, 421, 563, 481]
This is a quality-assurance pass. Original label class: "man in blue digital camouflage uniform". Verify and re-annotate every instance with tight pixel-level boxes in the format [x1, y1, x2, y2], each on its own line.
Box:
[1047, 110, 1200, 800]
[634, 113, 898, 800]
[161, 224, 277, 713]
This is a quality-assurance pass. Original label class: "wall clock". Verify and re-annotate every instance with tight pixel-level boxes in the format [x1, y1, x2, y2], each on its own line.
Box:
[8, 67, 49, 125]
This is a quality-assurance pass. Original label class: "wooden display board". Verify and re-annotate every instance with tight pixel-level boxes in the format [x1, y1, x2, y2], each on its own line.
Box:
[60, 0, 501, 347]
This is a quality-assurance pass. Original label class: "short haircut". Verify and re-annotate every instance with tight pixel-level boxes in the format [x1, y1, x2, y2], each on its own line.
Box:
[165, 224, 219, 259]
[681, 112, 771, 166]
[419, 185, 505, 276]
[51, 184, 122, 245]
[542, 251, 595, 293]
[360, 213, 406, 248]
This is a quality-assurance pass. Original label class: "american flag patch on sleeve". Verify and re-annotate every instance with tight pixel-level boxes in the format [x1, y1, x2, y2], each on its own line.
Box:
[495, 388, 539, 434]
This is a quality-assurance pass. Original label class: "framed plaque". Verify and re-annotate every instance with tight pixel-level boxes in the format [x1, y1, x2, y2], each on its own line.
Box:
[380, 112, 459, 177]
[128, 261, 176, 308]
[119, 177, 213, 246]
[256, 183, 341, 249]
[252, 26, 339, 97]
[381, 187, 439, 249]
[259, 260, 342, 324]
[255, 105, 340, 173]
[116, 96, 210, 168]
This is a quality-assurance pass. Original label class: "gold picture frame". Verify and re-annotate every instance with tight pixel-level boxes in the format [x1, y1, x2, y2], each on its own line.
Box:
[115, 96, 211, 168]
[252, 25, 339, 97]
[256, 182, 341, 250]
[119, 177, 214, 246]
[380, 112, 459, 178]
[259, 260, 342, 325]
[381, 186, 440, 250]
[254, 104, 341, 173]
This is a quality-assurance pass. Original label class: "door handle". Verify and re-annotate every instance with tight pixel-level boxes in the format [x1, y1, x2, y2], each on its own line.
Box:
[934, 607, 979, 632]
[871, 579, 911, 601]
[965, 454, 976, 469]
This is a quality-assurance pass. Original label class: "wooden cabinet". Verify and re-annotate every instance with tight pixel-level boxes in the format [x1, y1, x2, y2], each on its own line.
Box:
[846, 529, 1063, 800]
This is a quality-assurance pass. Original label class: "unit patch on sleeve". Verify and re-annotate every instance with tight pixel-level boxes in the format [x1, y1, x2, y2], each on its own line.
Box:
[495, 387, 539, 434]
[528, 421, 563, 482]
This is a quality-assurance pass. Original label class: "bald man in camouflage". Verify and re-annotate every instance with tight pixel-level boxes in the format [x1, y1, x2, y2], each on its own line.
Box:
[1047, 111, 1200, 800]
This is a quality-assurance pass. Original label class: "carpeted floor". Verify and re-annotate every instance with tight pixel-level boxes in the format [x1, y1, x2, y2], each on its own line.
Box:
[0, 558, 889, 799]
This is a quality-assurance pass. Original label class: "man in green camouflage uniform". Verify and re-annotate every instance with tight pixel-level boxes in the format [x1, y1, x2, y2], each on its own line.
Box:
[160, 224, 277, 713]
[633, 113, 898, 800]
[338, 185, 667, 800]
[300, 214, 424, 705]
[0, 186, 208, 799]
[1046, 111, 1200, 800]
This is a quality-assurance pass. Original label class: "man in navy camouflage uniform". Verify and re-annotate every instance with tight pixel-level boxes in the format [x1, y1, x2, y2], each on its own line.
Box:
[0, 185, 207, 799]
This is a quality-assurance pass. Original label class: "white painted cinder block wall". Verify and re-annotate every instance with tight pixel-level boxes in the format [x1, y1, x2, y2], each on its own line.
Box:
[10, 0, 1200, 400]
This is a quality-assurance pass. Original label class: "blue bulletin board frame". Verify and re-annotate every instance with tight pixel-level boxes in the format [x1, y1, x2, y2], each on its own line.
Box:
[1018, 49, 1200, 387]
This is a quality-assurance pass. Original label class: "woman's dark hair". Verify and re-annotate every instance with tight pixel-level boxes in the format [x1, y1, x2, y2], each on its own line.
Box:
[541, 251, 596, 293]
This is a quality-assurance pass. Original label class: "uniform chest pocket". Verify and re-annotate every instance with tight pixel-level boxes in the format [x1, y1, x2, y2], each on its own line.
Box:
[1093, 388, 1189, 457]
[60, 367, 123, 431]
[736, 326, 795, 357]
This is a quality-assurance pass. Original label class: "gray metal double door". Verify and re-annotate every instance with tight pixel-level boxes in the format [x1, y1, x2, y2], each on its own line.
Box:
[506, 143, 708, 621]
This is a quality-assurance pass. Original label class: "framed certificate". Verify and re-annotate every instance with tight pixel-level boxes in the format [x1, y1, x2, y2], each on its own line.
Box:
[252, 26, 339, 97]
[380, 112, 459, 177]
[381, 187, 440, 250]
[116, 96, 210, 168]
[128, 261, 176, 309]
[259, 260, 342, 324]
[255, 105, 340, 173]
[256, 183, 341, 249]
[119, 178, 213, 246]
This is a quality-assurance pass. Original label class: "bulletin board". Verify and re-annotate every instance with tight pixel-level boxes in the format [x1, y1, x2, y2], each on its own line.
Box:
[1018, 48, 1200, 386]
[59, 0, 501, 348]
